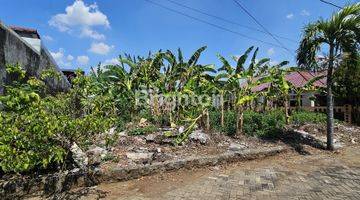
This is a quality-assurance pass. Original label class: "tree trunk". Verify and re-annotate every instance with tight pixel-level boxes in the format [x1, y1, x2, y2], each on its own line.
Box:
[263, 96, 267, 112]
[284, 96, 290, 124]
[147, 86, 153, 115]
[296, 93, 301, 111]
[220, 92, 224, 127]
[205, 109, 210, 132]
[236, 106, 243, 135]
[326, 45, 335, 151]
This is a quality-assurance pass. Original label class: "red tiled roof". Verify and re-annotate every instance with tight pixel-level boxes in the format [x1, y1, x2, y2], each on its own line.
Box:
[251, 71, 326, 92]
[9, 25, 40, 39]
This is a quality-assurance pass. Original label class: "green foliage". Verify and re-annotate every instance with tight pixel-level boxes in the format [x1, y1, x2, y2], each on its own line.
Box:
[291, 110, 327, 125]
[128, 125, 157, 136]
[0, 65, 117, 173]
[243, 110, 286, 137]
[3, 34, 355, 173]
[211, 109, 285, 137]
[210, 110, 236, 136]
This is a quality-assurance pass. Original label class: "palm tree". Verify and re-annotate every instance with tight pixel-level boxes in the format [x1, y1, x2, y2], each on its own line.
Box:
[297, 3, 360, 150]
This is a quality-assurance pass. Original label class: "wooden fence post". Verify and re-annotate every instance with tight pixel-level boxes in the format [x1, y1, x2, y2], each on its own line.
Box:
[344, 104, 352, 124]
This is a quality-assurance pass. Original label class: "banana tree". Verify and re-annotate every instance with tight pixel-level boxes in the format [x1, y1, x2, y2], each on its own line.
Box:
[217, 46, 270, 135]
[266, 62, 291, 124]
[160, 46, 211, 124]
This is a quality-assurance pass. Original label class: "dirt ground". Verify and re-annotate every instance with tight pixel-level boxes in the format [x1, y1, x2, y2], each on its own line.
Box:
[27, 123, 360, 199]
[45, 143, 360, 200]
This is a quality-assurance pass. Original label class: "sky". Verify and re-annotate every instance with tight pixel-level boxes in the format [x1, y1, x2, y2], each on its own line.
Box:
[0, 0, 357, 72]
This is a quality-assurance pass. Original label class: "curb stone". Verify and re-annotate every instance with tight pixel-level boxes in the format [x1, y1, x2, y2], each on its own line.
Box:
[0, 146, 287, 198]
[100, 146, 287, 182]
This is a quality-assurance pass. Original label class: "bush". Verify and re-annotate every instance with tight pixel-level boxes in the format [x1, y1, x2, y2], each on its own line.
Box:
[243, 109, 285, 137]
[291, 110, 327, 125]
[0, 109, 66, 173]
[128, 125, 158, 136]
[209, 110, 236, 136]
[210, 109, 285, 137]
[0, 65, 117, 173]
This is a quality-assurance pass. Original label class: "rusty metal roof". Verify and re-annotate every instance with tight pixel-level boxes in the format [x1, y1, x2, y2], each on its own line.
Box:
[251, 71, 327, 92]
[9, 25, 40, 39]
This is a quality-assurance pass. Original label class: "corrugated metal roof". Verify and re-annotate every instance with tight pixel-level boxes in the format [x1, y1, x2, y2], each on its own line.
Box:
[9, 25, 40, 39]
[251, 71, 326, 92]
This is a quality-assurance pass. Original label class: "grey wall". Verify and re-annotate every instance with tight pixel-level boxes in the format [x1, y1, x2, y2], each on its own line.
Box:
[0, 23, 70, 94]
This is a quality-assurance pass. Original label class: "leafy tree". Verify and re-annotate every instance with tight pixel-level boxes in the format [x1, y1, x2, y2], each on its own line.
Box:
[296, 3, 360, 150]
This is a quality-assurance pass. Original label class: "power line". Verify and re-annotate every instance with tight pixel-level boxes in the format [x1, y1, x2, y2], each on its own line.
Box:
[232, 0, 295, 56]
[319, 0, 343, 9]
[163, 0, 297, 43]
[143, 0, 295, 51]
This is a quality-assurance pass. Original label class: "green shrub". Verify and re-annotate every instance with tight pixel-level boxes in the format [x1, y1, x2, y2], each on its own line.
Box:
[128, 125, 158, 136]
[291, 110, 327, 125]
[209, 110, 236, 136]
[222, 111, 237, 136]
[210, 109, 285, 137]
[0, 65, 117, 173]
[243, 109, 285, 137]
[0, 109, 66, 172]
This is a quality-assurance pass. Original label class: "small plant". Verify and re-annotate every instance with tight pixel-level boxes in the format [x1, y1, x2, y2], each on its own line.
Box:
[0, 65, 118, 173]
[291, 110, 327, 125]
[242, 109, 285, 138]
[210, 110, 237, 136]
[128, 125, 158, 136]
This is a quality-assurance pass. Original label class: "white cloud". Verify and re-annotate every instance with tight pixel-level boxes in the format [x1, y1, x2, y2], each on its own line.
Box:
[80, 27, 105, 40]
[267, 48, 275, 56]
[43, 35, 53, 41]
[50, 48, 72, 67]
[286, 13, 294, 19]
[300, 9, 310, 16]
[67, 55, 74, 61]
[77, 55, 89, 65]
[88, 42, 114, 55]
[101, 58, 120, 66]
[49, 0, 109, 40]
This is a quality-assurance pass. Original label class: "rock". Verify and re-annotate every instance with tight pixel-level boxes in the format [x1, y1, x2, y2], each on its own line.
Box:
[119, 131, 127, 137]
[161, 127, 174, 132]
[70, 143, 88, 169]
[145, 134, 156, 142]
[86, 146, 108, 165]
[351, 138, 356, 144]
[106, 127, 116, 136]
[178, 126, 185, 134]
[294, 129, 310, 138]
[134, 136, 146, 144]
[189, 130, 209, 144]
[334, 142, 344, 150]
[228, 143, 247, 151]
[134, 147, 149, 153]
[162, 138, 174, 144]
[156, 148, 162, 153]
[126, 152, 154, 163]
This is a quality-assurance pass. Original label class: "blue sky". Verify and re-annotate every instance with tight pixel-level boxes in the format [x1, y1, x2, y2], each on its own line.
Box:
[0, 0, 356, 72]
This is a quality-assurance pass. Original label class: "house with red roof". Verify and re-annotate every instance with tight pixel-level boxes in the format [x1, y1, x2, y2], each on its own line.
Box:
[250, 71, 327, 108]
